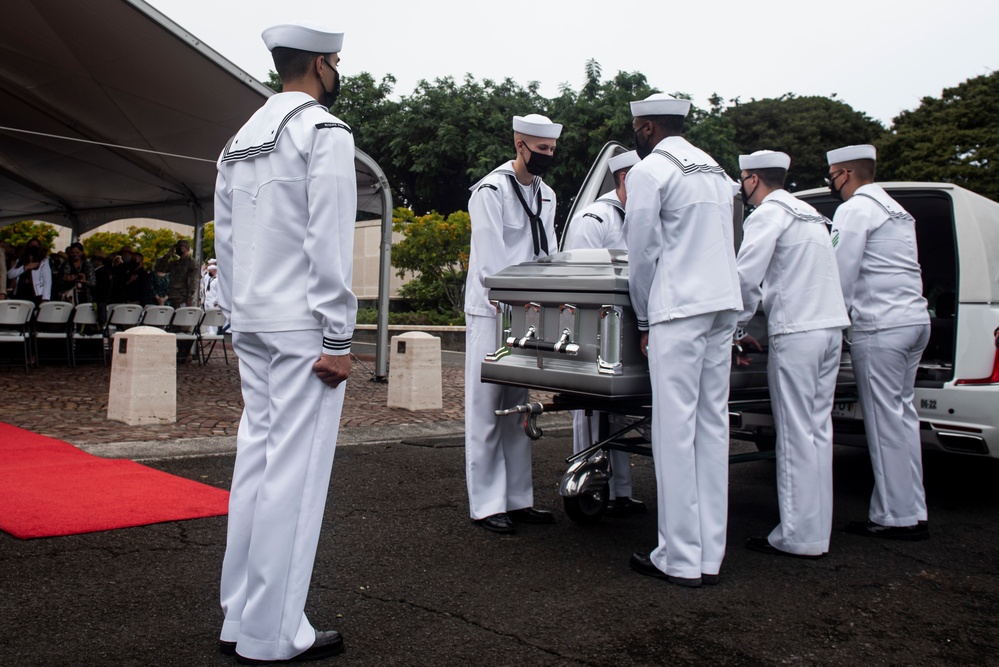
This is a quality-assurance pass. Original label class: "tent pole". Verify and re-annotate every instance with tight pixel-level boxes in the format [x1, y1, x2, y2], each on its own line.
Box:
[192, 205, 204, 306]
[354, 149, 393, 382]
[374, 171, 393, 382]
[69, 213, 81, 244]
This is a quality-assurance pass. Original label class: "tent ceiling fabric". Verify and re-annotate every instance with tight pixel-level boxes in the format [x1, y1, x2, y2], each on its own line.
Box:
[0, 0, 383, 234]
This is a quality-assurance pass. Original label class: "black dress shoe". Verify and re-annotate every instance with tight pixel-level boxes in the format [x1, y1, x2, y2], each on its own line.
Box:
[701, 573, 720, 586]
[475, 513, 515, 534]
[508, 507, 556, 524]
[844, 520, 929, 541]
[236, 630, 345, 664]
[220, 640, 236, 655]
[606, 497, 648, 515]
[745, 536, 824, 559]
[629, 552, 702, 588]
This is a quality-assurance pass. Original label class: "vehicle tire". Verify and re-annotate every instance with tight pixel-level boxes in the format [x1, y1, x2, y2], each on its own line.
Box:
[563, 484, 609, 525]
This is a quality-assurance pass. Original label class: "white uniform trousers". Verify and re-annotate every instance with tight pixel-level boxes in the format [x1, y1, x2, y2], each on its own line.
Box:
[647, 310, 737, 579]
[465, 314, 534, 519]
[220, 330, 346, 661]
[571, 411, 632, 499]
[766, 328, 842, 556]
[850, 324, 930, 527]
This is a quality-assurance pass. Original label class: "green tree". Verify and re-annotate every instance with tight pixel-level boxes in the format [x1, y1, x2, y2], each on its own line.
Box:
[336, 72, 398, 164]
[391, 207, 471, 314]
[270, 62, 738, 228]
[547, 64, 744, 229]
[547, 64, 659, 225]
[378, 74, 547, 214]
[82, 231, 132, 260]
[265, 69, 400, 151]
[202, 222, 215, 261]
[264, 70, 281, 93]
[684, 92, 739, 177]
[82, 227, 188, 268]
[0, 220, 60, 252]
[129, 226, 185, 266]
[879, 71, 999, 201]
[263, 69, 401, 220]
[724, 94, 885, 190]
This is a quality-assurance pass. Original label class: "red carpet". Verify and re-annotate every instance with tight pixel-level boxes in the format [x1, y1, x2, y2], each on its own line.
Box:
[0, 423, 229, 539]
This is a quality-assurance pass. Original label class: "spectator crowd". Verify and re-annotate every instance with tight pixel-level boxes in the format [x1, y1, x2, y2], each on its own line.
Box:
[2, 237, 213, 315]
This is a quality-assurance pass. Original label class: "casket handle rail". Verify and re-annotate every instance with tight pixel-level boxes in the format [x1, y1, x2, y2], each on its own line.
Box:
[502, 302, 581, 357]
[484, 300, 513, 362]
[504, 328, 580, 356]
[597, 305, 624, 376]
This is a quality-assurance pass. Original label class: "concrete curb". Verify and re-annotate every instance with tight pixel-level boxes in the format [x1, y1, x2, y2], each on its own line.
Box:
[77, 419, 466, 461]
[78, 415, 574, 462]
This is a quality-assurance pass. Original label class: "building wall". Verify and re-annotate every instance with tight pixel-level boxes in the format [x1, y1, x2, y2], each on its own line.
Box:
[352, 218, 411, 300]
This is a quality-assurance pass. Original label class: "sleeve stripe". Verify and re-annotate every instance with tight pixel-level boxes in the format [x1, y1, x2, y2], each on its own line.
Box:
[323, 336, 352, 351]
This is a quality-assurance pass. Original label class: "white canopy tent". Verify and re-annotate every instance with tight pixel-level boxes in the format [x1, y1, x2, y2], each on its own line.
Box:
[0, 0, 394, 378]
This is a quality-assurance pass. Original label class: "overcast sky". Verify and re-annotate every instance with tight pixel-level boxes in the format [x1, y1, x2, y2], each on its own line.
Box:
[145, 0, 996, 125]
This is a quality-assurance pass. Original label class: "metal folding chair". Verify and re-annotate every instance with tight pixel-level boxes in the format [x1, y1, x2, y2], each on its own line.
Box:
[105, 304, 143, 364]
[32, 300, 74, 365]
[170, 306, 204, 365]
[70, 303, 106, 366]
[140, 305, 175, 329]
[0, 300, 36, 373]
[198, 307, 229, 365]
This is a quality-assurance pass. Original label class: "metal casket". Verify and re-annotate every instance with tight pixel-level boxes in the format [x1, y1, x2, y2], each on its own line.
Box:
[480, 248, 652, 398]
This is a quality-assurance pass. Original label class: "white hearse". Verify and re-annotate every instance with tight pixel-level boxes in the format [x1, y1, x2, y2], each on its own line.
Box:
[564, 143, 999, 458]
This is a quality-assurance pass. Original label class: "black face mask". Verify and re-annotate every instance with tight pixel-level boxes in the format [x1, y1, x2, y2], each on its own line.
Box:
[828, 176, 844, 202]
[321, 61, 341, 108]
[523, 145, 554, 176]
[739, 177, 758, 208]
[634, 127, 652, 160]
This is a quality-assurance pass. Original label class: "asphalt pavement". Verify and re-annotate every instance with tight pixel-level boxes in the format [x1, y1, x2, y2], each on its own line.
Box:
[3, 433, 999, 666]
[1, 344, 999, 666]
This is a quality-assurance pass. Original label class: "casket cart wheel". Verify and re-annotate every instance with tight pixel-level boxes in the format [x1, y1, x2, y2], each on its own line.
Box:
[563, 482, 610, 525]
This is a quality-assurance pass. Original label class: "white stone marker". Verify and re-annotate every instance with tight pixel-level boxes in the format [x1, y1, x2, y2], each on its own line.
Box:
[386, 331, 443, 411]
[107, 326, 177, 425]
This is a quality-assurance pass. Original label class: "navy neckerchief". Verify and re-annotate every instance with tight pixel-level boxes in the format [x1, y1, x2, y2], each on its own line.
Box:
[508, 175, 549, 257]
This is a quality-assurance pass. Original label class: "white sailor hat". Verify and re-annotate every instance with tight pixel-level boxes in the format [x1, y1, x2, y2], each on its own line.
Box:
[608, 150, 640, 174]
[262, 20, 344, 53]
[207, 258, 217, 265]
[630, 93, 691, 118]
[827, 144, 877, 165]
[512, 114, 563, 139]
[739, 150, 791, 171]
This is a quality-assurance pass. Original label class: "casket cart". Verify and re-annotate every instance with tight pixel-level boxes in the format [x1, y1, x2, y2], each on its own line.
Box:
[480, 248, 791, 524]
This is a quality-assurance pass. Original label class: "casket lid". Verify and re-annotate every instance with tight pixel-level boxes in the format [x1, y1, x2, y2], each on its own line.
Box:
[484, 248, 630, 292]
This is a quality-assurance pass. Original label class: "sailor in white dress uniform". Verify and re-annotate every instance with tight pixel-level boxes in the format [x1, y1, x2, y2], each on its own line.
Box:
[214, 21, 356, 663]
[464, 114, 562, 534]
[733, 150, 849, 558]
[625, 94, 743, 587]
[827, 144, 931, 540]
[562, 149, 646, 515]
